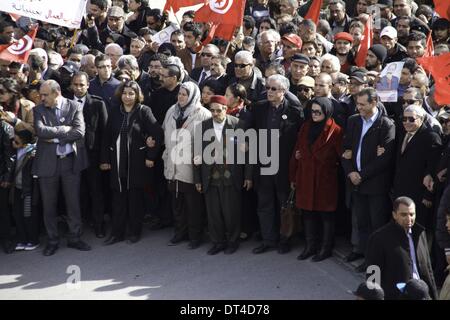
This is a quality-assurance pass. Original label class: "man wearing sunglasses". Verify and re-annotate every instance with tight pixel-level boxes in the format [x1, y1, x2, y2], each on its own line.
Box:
[229, 50, 266, 103]
[251, 74, 304, 255]
[190, 44, 220, 86]
[393, 105, 442, 232]
[401, 88, 442, 135]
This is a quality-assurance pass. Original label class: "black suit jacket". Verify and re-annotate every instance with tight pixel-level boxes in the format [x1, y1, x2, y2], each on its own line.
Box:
[393, 124, 442, 204]
[250, 98, 304, 192]
[193, 116, 252, 193]
[81, 94, 108, 163]
[366, 220, 438, 300]
[341, 107, 396, 196]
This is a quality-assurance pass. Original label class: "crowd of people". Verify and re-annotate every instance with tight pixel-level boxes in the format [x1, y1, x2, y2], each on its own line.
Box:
[0, 0, 450, 300]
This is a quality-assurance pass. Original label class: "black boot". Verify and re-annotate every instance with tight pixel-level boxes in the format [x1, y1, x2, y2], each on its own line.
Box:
[297, 212, 318, 260]
[312, 213, 335, 262]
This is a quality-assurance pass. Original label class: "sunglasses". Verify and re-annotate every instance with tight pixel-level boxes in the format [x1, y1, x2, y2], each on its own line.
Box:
[402, 116, 418, 123]
[235, 63, 251, 69]
[265, 86, 281, 92]
[201, 52, 213, 57]
[311, 109, 323, 116]
[403, 99, 418, 105]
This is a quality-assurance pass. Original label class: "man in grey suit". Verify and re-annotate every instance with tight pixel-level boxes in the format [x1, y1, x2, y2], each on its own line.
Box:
[33, 80, 91, 256]
[194, 95, 253, 255]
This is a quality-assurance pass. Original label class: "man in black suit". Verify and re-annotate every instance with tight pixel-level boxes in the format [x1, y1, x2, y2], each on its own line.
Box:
[393, 105, 442, 230]
[190, 44, 220, 87]
[250, 75, 304, 254]
[33, 80, 91, 256]
[366, 196, 438, 300]
[194, 95, 253, 255]
[341, 87, 396, 271]
[71, 72, 108, 238]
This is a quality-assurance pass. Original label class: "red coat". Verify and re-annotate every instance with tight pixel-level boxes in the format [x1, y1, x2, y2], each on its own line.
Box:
[289, 118, 343, 212]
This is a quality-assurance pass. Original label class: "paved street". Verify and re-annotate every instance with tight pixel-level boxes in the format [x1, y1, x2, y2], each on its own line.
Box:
[0, 227, 362, 300]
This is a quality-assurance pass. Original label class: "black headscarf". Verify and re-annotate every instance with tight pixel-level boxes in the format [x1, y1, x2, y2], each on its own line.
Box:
[308, 97, 333, 146]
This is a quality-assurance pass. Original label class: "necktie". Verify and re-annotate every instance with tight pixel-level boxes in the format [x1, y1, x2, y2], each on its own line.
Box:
[199, 71, 206, 84]
[407, 229, 420, 280]
[401, 133, 412, 154]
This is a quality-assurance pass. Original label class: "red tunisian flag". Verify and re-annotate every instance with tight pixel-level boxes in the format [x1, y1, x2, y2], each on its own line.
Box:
[423, 32, 434, 58]
[202, 23, 236, 45]
[433, 0, 450, 20]
[0, 26, 38, 63]
[304, 0, 323, 24]
[194, 0, 246, 27]
[164, 0, 205, 14]
[417, 52, 450, 105]
[354, 16, 373, 67]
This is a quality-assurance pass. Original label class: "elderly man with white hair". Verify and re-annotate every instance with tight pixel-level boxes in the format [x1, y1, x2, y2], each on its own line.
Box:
[251, 74, 304, 254]
[229, 50, 266, 103]
[105, 43, 124, 71]
[393, 104, 442, 231]
[28, 48, 60, 81]
[256, 29, 283, 75]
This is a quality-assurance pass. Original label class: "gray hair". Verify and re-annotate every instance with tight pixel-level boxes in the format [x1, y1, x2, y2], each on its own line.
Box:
[30, 48, 48, 65]
[320, 53, 341, 73]
[404, 105, 426, 119]
[234, 50, 254, 64]
[257, 29, 281, 46]
[267, 74, 290, 91]
[166, 56, 185, 73]
[80, 54, 96, 68]
[105, 43, 123, 55]
[43, 79, 61, 93]
[117, 55, 139, 71]
[203, 44, 220, 55]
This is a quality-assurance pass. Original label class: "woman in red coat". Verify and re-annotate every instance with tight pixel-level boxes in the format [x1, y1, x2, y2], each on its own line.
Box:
[289, 97, 343, 262]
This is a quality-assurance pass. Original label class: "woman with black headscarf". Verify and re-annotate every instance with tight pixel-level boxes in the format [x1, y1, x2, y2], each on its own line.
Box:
[289, 97, 343, 262]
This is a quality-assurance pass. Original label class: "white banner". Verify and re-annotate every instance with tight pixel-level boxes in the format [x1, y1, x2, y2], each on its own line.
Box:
[0, 0, 87, 29]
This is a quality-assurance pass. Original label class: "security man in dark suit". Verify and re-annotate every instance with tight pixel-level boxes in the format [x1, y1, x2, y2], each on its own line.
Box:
[250, 75, 304, 254]
[71, 72, 108, 238]
[341, 87, 396, 271]
[194, 95, 253, 255]
[33, 80, 91, 256]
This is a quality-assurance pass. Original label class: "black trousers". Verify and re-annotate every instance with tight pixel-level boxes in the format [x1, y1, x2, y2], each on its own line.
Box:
[352, 192, 391, 256]
[80, 163, 105, 227]
[111, 180, 145, 238]
[0, 187, 11, 240]
[302, 210, 335, 251]
[204, 184, 241, 244]
[170, 180, 205, 241]
[39, 156, 82, 245]
[241, 188, 259, 235]
[256, 175, 288, 246]
[12, 188, 39, 244]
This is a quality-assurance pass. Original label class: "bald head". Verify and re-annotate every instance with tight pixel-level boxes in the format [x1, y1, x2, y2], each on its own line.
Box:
[314, 72, 333, 97]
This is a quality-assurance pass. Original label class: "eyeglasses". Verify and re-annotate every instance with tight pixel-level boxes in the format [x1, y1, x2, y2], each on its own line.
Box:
[311, 109, 323, 116]
[403, 99, 418, 105]
[402, 116, 418, 123]
[235, 63, 251, 69]
[201, 52, 213, 57]
[266, 86, 281, 92]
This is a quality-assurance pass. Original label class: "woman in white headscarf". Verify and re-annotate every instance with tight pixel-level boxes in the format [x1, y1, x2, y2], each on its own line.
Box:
[162, 81, 211, 249]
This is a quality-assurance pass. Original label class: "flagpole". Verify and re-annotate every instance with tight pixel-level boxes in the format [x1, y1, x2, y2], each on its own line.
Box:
[223, 27, 238, 57]
[70, 29, 79, 48]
